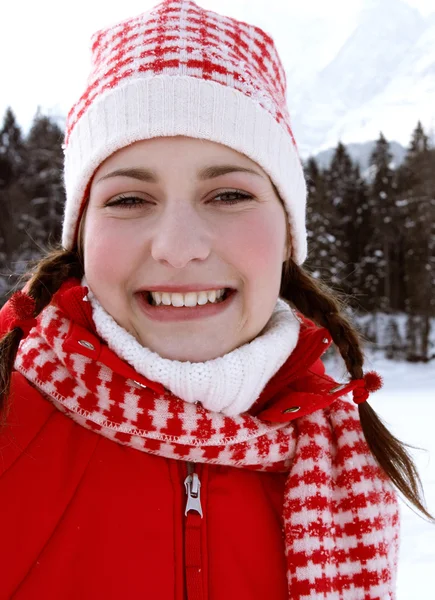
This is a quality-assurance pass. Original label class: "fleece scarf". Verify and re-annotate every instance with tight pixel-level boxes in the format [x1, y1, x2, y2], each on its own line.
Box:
[14, 285, 400, 600]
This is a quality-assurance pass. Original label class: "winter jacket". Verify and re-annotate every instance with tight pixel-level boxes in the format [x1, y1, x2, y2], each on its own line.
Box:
[0, 290, 337, 600]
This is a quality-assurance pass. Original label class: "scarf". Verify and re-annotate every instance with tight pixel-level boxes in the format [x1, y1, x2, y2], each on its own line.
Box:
[14, 285, 400, 600]
[87, 288, 301, 416]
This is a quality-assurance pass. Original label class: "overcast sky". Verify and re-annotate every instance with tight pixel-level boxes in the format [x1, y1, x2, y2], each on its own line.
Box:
[1, 0, 434, 132]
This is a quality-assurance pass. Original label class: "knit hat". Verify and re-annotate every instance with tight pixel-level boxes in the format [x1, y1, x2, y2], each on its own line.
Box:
[62, 0, 308, 264]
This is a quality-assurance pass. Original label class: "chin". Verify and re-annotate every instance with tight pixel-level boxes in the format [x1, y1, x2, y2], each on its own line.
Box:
[140, 336, 234, 362]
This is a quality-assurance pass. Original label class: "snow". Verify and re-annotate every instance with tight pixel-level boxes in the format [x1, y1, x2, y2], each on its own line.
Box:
[326, 351, 435, 599]
[289, 0, 435, 156]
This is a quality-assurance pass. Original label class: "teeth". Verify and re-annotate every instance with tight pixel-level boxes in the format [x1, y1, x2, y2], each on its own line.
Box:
[171, 293, 184, 307]
[149, 289, 228, 307]
[161, 293, 171, 306]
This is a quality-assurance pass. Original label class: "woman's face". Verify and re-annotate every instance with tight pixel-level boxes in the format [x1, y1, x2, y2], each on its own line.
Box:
[84, 136, 288, 361]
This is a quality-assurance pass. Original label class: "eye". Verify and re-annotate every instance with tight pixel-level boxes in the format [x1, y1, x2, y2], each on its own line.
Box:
[210, 190, 254, 205]
[105, 195, 150, 209]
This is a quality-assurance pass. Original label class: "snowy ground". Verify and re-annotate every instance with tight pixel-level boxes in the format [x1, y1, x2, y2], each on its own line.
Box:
[326, 352, 435, 600]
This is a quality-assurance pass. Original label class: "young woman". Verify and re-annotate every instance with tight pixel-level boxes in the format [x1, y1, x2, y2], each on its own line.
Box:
[0, 1, 431, 598]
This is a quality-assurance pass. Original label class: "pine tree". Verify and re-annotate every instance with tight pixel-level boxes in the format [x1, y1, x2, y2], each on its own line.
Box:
[0, 108, 28, 274]
[23, 109, 65, 248]
[397, 122, 435, 361]
[385, 316, 404, 360]
[0, 107, 27, 183]
[350, 164, 370, 309]
[0, 108, 66, 304]
[360, 133, 404, 313]
[397, 120, 432, 205]
[323, 143, 363, 302]
[304, 157, 336, 284]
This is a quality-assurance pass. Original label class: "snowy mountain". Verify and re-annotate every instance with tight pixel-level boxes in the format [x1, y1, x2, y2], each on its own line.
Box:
[312, 140, 407, 171]
[288, 0, 435, 157]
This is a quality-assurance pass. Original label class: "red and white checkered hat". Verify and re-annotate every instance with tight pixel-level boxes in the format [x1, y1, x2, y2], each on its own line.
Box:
[63, 0, 307, 264]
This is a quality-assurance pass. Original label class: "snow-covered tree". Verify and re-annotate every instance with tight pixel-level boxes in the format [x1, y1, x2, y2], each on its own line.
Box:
[323, 142, 366, 302]
[22, 110, 65, 249]
[304, 157, 337, 284]
[0, 108, 65, 302]
[359, 133, 404, 313]
[0, 108, 28, 277]
[397, 122, 435, 360]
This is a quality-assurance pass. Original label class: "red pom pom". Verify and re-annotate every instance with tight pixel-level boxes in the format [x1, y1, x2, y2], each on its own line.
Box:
[363, 371, 383, 393]
[9, 291, 36, 321]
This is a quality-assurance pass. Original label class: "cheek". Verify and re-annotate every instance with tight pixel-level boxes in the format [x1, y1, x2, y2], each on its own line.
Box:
[83, 213, 142, 287]
[224, 209, 286, 277]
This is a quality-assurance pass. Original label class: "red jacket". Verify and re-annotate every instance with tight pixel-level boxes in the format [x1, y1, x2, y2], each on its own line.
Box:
[0, 292, 337, 600]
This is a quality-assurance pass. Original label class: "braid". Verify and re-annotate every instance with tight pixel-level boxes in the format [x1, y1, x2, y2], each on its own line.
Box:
[281, 259, 364, 379]
[281, 259, 434, 522]
[0, 329, 23, 423]
[0, 247, 84, 423]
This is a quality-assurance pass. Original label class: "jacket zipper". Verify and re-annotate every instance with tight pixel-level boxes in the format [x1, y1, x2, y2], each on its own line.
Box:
[183, 462, 205, 600]
[184, 462, 203, 517]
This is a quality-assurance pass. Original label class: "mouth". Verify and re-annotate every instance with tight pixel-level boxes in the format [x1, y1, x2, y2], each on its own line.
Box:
[144, 288, 233, 308]
[136, 287, 237, 322]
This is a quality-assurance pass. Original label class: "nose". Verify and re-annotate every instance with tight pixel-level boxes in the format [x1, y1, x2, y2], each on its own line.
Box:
[150, 204, 211, 268]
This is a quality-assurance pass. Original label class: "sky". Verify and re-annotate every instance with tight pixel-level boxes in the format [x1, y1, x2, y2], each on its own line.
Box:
[1, 0, 434, 133]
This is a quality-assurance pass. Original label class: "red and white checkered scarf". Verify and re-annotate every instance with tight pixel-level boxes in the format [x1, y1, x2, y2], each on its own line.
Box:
[14, 293, 400, 600]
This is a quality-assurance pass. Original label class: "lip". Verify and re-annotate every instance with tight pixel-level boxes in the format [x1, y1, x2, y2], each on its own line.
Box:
[140, 285, 234, 293]
[135, 289, 237, 322]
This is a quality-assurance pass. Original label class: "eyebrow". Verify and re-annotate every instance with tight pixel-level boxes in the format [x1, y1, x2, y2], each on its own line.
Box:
[95, 164, 265, 184]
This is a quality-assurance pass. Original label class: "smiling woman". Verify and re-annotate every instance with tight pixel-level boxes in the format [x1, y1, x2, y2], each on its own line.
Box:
[83, 137, 287, 361]
[0, 1, 432, 599]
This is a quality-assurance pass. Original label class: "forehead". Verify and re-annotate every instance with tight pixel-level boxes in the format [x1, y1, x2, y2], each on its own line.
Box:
[93, 136, 267, 179]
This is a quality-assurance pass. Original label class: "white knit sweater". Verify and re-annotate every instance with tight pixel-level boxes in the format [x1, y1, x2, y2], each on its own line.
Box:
[88, 290, 301, 416]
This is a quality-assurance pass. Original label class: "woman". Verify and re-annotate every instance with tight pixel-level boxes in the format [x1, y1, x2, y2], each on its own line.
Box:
[0, 1, 431, 598]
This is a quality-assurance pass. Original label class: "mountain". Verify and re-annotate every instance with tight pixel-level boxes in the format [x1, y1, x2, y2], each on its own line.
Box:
[311, 140, 407, 172]
[287, 0, 434, 157]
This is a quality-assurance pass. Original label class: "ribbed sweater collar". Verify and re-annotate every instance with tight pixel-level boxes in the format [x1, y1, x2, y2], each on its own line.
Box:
[87, 290, 301, 416]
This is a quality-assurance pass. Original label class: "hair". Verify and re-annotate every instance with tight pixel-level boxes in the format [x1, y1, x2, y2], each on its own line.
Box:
[1, 246, 433, 521]
[0, 248, 83, 422]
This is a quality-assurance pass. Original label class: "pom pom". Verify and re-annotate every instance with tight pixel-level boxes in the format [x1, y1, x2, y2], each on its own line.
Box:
[363, 371, 383, 393]
[9, 291, 36, 321]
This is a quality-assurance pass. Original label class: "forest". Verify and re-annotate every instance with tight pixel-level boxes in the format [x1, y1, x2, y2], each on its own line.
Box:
[1, 107, 434, 361]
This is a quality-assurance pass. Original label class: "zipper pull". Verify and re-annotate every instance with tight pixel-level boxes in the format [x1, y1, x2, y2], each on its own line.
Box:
[184, 462, 203, 518]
